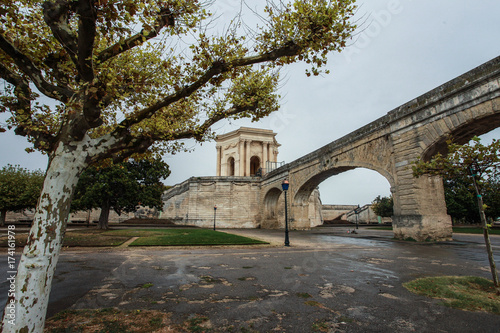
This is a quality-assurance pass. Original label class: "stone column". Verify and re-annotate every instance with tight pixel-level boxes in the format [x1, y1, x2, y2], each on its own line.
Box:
[245, 140, 251, 177]
[216, 145, 221, 176]
[392, 173, 452, 241]
[239, 140, 245, 177]
[262, 141, 268, 172]
[390, 131, 453, 242]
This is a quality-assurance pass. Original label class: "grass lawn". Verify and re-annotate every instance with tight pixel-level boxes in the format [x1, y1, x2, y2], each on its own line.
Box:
[112, 229, 269, 246]
[0, 228, 268, 247]
[0, 228, 129, 247]
[63, 229, 130, 246]
[403, 276, 500, 314]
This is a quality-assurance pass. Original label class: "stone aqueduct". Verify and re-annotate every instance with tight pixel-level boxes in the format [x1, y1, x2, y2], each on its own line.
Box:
[262, 56, 500, 241]
[163, 56, 500, 241]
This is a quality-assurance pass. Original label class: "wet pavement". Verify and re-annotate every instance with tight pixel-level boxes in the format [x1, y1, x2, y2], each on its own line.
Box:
[1, 227, 500, 332]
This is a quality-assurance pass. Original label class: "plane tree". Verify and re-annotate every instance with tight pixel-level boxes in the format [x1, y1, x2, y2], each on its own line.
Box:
[0, 0, 357, 330]
[413, 137, 500, 295]
[71, 158, 170, 229]
[0, 165, 44, 226]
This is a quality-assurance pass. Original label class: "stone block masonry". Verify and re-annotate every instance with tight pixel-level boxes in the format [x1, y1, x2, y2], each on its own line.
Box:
[162, 177, 262, 228]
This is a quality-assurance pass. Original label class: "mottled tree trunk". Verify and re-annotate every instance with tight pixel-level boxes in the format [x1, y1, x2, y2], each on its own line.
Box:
[0, 209, 6, 226]
[1, 142, 89, 332]
[98, 200, 111, 230]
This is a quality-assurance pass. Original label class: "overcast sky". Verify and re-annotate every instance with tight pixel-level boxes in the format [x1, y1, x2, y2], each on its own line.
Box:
[1, 0, 500, 205]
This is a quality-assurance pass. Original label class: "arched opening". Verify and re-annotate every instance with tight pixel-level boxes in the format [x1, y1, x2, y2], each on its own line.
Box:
[422, 114, 500, 161]
[263, 187, 283, 229]
[318, 169, 392, 206]
[250, 156, 260, 176]
[294, 166, 394, 226]
[227, 157, 235, 176]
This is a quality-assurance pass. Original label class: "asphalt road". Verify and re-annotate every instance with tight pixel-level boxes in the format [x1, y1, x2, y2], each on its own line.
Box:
[1, 227, 500, 332]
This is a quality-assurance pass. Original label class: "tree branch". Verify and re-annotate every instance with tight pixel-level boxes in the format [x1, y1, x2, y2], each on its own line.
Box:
[97, 7, 175, 64]
[87, 133, 154, 165]
[76, 0, 98, 82]
[42, 0, 79, 68]
[0, 33, 74, 102]
[43, 52, 73, 87]
[171, 106, 251, 141]
[0, 63, 57, 152]
[114, 41, 301, 134]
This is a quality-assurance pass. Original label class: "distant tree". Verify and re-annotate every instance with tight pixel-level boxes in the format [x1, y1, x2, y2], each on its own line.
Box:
[72, 159, 170, 229]
[371, 195, 393, 218]
[443, 173, 500, 224]
[443, 176, 479, 224]
[0, 165, 44, 226]
[484, 175, 500, 221]
[413, 137, 500, 295]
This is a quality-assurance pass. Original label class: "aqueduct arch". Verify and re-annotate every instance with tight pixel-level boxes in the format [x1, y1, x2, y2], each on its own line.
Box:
[293, 164, 395, 206]
[422, 112, 500, 161]
[389, 95, 500, 240]
[262, 187, 283, 229]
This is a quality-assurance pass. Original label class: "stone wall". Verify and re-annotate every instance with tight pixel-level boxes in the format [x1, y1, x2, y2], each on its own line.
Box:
[322, 205, 358, 221]
[162, 177, 324, 229]
[345, 205, 392, 224]
[321, 204, 392, 224]
[162, 177, 262, 228]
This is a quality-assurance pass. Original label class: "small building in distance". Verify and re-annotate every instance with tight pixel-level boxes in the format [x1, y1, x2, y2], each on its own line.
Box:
[216, 127, 281, 177]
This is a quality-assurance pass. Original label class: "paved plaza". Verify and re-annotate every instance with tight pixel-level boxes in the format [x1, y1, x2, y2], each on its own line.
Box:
[1, 227, 500, 332]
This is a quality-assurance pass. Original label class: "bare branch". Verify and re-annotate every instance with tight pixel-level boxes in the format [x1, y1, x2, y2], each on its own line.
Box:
[43, 0, 98, 82]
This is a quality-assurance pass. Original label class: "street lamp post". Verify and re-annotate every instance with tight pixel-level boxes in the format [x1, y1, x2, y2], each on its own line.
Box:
[281, 179, 290, 247]
[213, 205, 217, 231]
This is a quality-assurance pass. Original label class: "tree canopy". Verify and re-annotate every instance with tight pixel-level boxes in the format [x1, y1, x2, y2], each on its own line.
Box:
[72, 158, 170, 229]
[0, 0, 357, 161]
[0, 164, 44, 225]
[371, 195, 393, 218]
